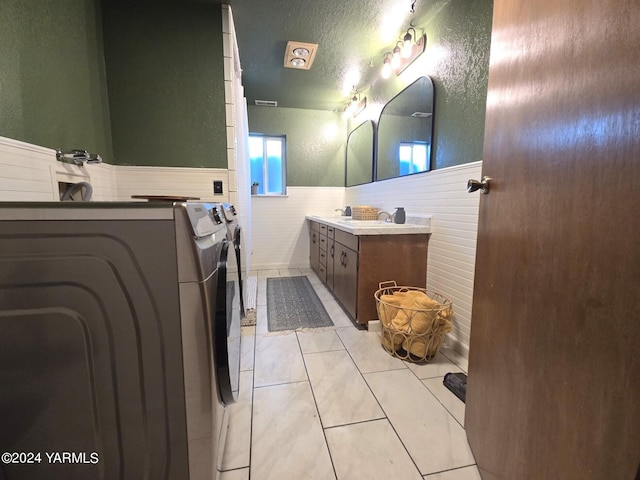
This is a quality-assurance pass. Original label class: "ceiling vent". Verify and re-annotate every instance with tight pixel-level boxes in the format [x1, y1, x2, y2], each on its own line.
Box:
[284, 41, 318, 70]
[255, 100, 278, 107]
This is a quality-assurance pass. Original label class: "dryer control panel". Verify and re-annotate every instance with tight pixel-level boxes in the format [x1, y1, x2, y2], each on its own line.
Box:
[185, 203, 223, 238]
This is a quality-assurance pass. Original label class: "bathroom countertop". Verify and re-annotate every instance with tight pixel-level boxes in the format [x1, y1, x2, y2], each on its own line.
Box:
[306, 215, 431, 236]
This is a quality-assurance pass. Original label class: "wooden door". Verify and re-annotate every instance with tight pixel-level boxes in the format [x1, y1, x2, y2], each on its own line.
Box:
[465, 1, 640, 479]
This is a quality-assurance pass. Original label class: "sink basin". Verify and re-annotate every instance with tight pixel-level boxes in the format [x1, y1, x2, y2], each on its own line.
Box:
[337, 219, 396, 226]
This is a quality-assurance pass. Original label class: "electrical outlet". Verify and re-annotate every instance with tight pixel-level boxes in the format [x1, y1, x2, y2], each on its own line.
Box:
[213, 180, 223, 194]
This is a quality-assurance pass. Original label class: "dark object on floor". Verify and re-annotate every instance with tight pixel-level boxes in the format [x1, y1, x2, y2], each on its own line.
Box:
[443, 372, 467, 403]
[267, 276, 334, 332]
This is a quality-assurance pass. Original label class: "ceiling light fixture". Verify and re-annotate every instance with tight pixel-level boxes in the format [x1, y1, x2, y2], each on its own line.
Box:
[284, 41, 318, 70]
[381, 27, 426, 78]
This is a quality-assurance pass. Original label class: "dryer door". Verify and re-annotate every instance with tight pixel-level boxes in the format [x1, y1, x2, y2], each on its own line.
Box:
[214, 239, 240, 405]
[233, 225, 245, 316]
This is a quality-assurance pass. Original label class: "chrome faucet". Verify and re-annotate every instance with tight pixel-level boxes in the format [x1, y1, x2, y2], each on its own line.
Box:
[377, 210, 394, 222]
[335, 208, 345, 216]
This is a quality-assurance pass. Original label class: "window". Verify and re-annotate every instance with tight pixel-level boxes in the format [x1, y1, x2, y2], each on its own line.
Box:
[398, 141, 429, 176]
[249, 134, 286, 195]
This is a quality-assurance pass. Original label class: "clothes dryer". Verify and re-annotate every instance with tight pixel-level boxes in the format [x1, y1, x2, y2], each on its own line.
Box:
[0, 201, 240, 480]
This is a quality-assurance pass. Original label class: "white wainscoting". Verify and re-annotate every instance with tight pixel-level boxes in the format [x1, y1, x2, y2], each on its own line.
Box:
[114, 166, 229, 202]
[345, 161, 483, 360]
[250, 187, 345, 270]
[0, 136, 118, 202]
[0, 136, 229, 203]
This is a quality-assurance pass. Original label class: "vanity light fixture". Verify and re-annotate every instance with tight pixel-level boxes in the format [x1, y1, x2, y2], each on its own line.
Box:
[380, 27, 426, 78]
[344, 91, 367, 117]
[284, 41, 318, 70]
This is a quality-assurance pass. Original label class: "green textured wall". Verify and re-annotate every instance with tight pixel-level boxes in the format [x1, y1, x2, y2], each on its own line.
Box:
[101, 3, 227, 168]
[0, 0, 113, 160]
[247, 106, 347, 187]
[363, 0, 493, 170]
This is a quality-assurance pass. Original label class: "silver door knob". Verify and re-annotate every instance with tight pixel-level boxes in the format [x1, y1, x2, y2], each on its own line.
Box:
[467, 176, 492, 194]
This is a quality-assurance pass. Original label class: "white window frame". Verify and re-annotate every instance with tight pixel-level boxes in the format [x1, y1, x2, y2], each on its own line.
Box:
[249, 134, 287, 195]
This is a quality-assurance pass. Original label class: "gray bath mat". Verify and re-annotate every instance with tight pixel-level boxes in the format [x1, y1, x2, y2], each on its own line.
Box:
[267, 276, 334, 332]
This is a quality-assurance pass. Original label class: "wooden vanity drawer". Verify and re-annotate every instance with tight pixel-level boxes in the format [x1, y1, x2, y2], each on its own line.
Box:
[318, 263, 327, 282]
[319, 223, 328, 235]
[319, 234, 327, 251]
[319, 249, 327, 266]
[335, 228, 359, 252]
[327, 226, 335, 238]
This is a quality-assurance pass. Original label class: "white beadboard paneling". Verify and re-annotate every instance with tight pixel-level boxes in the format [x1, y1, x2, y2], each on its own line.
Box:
[87, 163, 119, 201]
[1, 136, 120, 202]
[1, 136, 230, 204]
[345, 161, 482, 362]
[250, 187, 345, 270]
[115, 165, 229, 202]
[0, 137, 58, 201]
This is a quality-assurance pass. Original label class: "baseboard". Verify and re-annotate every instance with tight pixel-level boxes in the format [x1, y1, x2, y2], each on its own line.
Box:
[250, 262, 311, 271]
[440, 333, 470, 372]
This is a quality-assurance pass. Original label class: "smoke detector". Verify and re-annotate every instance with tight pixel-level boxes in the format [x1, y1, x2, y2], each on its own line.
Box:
[284, 41, 318, 70]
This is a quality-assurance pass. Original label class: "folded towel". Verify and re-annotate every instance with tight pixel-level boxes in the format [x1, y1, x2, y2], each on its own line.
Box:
[391, 291, 439, 333]
[381, 330, 403, 351]
[403, 335, 437, 358]
[379, 293, 403, 326]
[379, 290, 420, 326]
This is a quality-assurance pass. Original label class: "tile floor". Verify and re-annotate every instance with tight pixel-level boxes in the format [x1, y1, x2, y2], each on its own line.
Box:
[219, 268, 480, 480]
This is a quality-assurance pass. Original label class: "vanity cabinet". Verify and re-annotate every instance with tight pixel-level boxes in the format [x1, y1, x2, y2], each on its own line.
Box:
[308, 219, 429, 325]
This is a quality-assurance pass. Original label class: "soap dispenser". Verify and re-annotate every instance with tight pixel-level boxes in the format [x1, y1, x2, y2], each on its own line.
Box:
[345, 206, 352, 216]
[394, 207, 406, 224]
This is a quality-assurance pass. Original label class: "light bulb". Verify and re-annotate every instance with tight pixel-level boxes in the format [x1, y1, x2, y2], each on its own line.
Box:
[391, 46, 401, 69]
[381, 56, 392, 79]
[402, 31, 413, 58]
[292, 47, 310, 57]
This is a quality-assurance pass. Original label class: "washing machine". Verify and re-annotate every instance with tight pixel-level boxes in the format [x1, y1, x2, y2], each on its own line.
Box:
[0, 201, 240, 480]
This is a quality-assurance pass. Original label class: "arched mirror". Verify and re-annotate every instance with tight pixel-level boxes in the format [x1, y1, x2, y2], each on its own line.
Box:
[345, 120, 374, 187]
[376, 76, 434, 181]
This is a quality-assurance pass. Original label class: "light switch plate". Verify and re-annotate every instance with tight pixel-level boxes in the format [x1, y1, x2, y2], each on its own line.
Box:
[213, 180, 223, 194]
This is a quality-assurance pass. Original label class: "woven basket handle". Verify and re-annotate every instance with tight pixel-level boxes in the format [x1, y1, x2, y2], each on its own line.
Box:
[378, 280, 398, 289]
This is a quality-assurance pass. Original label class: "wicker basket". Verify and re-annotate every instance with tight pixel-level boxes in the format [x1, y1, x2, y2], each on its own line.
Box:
[351, 205, 380, 220]
[374, 281, 453, 363]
